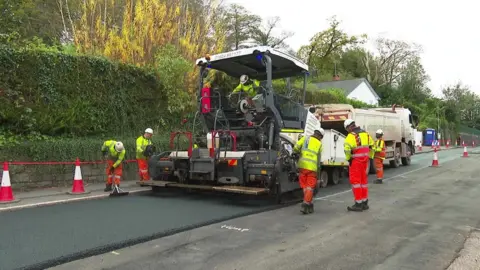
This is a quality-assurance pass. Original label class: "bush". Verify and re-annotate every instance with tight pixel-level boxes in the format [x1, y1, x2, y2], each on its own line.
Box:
[0, 47, 187, 137]
[0, 131, 193, 163]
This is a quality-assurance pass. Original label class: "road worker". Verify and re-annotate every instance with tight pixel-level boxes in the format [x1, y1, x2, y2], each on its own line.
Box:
[374, 129, 386, 184]
[101, 140, 126, 192]
[231, 74, 260, 98]
[136, 128, 154, 182]
[344, 119, 374, 212]
[293, 129, 325, 214]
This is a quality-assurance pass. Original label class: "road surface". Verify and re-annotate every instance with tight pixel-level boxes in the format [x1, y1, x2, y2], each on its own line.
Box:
[0, 148, 468, 270]
[51, 148, 480, 270]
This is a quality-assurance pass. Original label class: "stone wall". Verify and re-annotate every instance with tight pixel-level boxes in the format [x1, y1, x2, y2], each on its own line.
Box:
[1, 162, 140, 192]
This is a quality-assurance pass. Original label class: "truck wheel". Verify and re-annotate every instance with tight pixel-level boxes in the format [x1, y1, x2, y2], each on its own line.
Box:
[390, 152, 400, 168]
[319, 170, 329, 188]
[368, 159, 376, 174]
[401, 156, 411, 166]
[329, 168, 341, 185]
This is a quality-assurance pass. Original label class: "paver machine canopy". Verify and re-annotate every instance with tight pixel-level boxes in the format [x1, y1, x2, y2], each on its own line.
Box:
[194, 46, 310, 151]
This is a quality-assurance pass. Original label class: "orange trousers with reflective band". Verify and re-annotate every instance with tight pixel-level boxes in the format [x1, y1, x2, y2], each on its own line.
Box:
[137, 159, 150, 181]
[349, 158, 368, 203]
[374, 158, 384, 179]
[299, 169, 317, 204]
[106, 160, 123, 185]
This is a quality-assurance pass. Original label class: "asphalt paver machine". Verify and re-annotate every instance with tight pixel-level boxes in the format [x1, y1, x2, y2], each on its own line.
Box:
[139, 46, 319, 202]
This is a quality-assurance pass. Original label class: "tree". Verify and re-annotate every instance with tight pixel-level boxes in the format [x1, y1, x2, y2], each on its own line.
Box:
[369, 37, 422, 87]
[297, 16, 366, 73]
[249, 16, 293, 49]
[224, 4, 261, 50]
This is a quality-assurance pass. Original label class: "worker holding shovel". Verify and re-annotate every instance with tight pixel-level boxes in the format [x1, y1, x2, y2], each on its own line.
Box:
[101, 140, 127, 195]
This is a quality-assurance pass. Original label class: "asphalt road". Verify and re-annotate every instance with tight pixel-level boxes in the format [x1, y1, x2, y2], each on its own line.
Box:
[49, 147, 480, 270]
[0, 148, 463, 270]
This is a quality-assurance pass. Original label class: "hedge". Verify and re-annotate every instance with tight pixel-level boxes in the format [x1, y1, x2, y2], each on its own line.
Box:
[0, 47, 179, 137]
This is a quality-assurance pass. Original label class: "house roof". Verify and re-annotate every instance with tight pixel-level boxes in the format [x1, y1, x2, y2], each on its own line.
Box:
[314, 78, 380, 100]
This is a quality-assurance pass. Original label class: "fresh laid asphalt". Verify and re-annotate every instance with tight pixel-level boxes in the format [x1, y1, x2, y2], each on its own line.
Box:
[0, 148, 462, 270]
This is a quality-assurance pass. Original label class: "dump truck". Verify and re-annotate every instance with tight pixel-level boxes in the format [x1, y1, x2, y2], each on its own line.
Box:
[139, 46, 322, 203]
[310, 103, 418, 174]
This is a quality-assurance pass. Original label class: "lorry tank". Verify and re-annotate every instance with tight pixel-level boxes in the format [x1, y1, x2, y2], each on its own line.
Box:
[309, 103, 418, 174]
[138, 46, 327, 203]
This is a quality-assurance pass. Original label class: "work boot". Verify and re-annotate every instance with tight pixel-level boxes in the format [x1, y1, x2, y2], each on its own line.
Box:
[375, 179, 383, 184]
[308, 203, 314, 214]
[347, 203, 364, 212]
[104, 183, 112, 192]
[300, 203, 309, 214]
[363, 199, 369, 210]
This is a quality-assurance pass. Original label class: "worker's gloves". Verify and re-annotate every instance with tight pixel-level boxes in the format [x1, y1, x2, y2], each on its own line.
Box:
[348, 159, 352, 166]
[109, 167, 115, 174]
[291, 153, 299, 160]
[102, 151, 108, 158]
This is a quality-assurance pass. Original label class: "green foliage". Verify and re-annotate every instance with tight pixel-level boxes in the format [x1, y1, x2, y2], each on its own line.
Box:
[0, 129, 191, 163]
[0, 47, 186, 137]
[154, 44, 194, 115]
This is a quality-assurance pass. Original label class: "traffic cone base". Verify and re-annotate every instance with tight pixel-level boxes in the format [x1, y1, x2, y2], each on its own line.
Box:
[429, 150, 441, 168]
[0, 162, 21, 204]
[68, 158, 90, 195]
[462, 146, 469, 158]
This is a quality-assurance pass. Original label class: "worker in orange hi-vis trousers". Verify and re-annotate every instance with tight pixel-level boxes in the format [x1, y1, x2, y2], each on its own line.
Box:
[344, 119, 374, 212]
[136, 128, 154, 181]
[101, 140, 126, 192]
[373, 129, 386, 184]
[293, 129, 324, 214]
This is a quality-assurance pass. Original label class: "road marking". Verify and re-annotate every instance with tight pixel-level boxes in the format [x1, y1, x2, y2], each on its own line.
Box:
[0, 189, 149, 212]
[316, 198, 345, 203]
[111, 251, 120, 255]
[314, 164, 440, 201]
[221, 224, 249, 232]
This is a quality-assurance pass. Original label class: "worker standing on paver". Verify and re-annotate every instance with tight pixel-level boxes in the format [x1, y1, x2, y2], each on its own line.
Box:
[231, 74, 260, 98]
[293, 129, 324, 214]
[101, 140, 126, 192]
[374, 129, 386, 184]
[344, 119, 374, 212]
[136, 128, 154, 182]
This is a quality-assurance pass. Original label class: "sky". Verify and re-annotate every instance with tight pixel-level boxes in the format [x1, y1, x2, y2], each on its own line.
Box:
[227, 0, 480, 97]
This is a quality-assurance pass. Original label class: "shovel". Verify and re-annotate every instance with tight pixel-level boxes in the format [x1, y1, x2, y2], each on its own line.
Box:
[109, 183, 129, 197]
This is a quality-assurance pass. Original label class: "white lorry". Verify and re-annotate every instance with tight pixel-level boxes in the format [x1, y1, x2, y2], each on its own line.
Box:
[311, 104, 417, 175]
[281, 107, 349, 189]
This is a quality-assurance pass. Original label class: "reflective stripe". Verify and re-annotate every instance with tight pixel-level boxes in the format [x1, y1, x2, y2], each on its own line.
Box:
[305, 187, 313, 191]
[352, 153, 370, 157]
[140, 170, 148, 173]
[299, 157, 317, 164]
[352, 184, 361, 188]
[356, 200, 364, 203]
[361, 184, 368, 188]
[114, 176, 121, 179]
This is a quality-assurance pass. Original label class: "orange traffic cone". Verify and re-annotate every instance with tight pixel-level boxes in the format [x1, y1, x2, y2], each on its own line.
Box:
[0, 162, 20, 204]
[462, 146, 469, 158]
[430, 148, 440, 167]
[67, 158, 90, 195]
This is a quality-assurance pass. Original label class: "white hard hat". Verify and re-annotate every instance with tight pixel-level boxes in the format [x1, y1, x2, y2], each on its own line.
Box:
[240, 74, 249, 84]
[114, 141, 124, 152]
[344, 119, 355, 129]
[376, 129, 384, 134]
[145, 128, 153, 134]
[315, 129, 325, 136]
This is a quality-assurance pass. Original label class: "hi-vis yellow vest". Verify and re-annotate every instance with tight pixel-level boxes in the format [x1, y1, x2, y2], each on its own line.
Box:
[344, 131, 374, 161]
[294, 136, 323, 172]
[374, 139, 386, 160]
[101, 140, 126, 168]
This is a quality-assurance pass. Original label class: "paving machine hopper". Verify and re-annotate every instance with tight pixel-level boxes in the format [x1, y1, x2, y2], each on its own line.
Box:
[139, 46, 318, 202]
